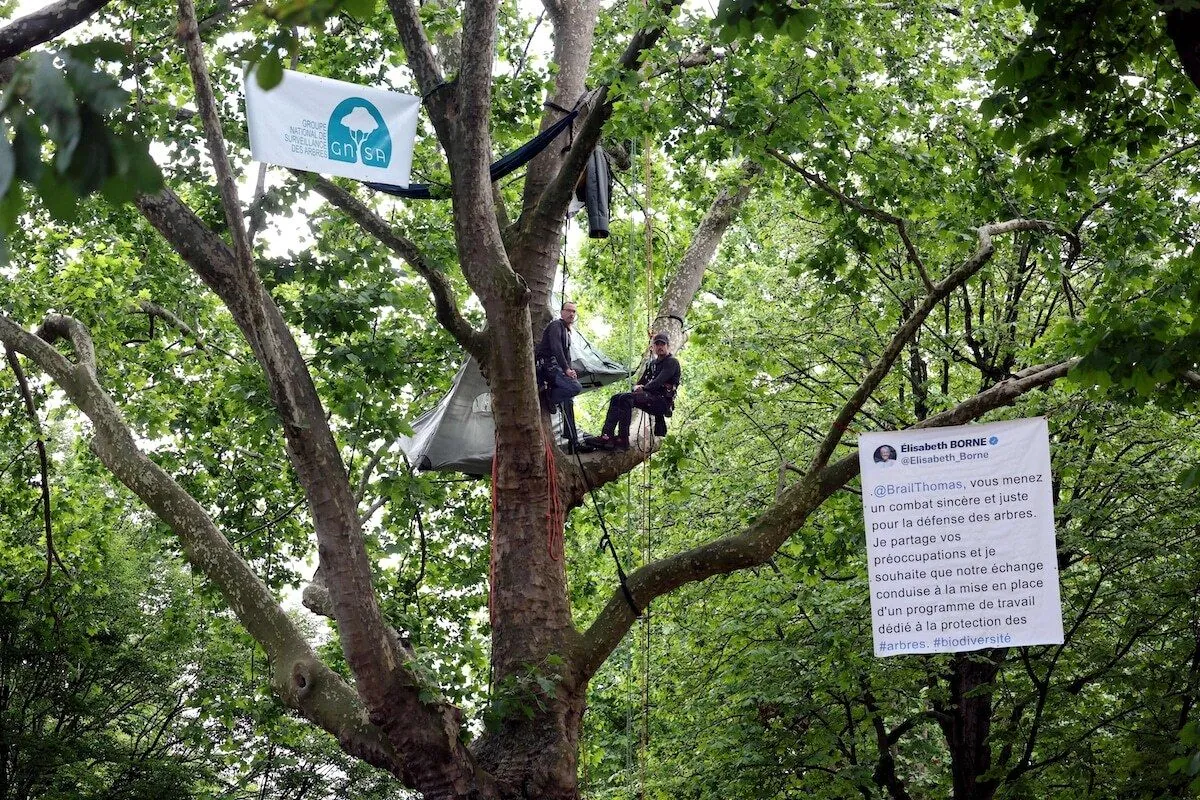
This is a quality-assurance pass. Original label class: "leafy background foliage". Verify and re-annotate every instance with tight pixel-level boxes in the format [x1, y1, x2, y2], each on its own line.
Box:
[4, 0, 1200, 796]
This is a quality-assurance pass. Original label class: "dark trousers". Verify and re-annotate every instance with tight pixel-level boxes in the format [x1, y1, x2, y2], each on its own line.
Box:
[602, 391, 670, 439]
[543, 368, 582, 443]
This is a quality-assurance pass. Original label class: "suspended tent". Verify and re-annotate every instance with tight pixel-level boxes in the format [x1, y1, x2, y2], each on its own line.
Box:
[399, 329, 628, 475]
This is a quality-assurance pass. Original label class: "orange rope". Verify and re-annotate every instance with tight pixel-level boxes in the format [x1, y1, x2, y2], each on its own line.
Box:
[490, 438, 566, 635]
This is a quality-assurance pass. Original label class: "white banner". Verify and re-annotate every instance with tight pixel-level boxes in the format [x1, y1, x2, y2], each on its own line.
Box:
[859, 418, 1063, 657]
[245, 68, 419, 186]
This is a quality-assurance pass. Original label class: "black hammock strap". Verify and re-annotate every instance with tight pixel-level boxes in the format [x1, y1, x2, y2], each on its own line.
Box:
[365, 107, 582, 199]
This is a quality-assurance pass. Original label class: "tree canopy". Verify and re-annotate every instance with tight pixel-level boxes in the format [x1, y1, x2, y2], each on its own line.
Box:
[2, 0, 1200, 798]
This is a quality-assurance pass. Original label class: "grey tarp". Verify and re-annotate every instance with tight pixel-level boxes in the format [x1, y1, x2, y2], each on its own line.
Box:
[399, 328, 628, 475]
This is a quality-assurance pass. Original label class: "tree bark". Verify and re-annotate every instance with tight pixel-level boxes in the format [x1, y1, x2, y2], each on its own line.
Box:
[937, 652, 1007, 800]
[1164, 3, 1200, 92]
[0, 0, 113, 61]
[0, 313, 404, 780]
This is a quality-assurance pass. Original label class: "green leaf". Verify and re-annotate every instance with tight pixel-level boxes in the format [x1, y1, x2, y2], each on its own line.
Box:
[783, 8, 819, 41]
[0, 127, 13, 199]
[255, 52, 284, 90]
[36, 171, 79, 221]
[0, 181, 22, 235]
[64, 56, 129, 116]
[341, 0, 377, 21]
[65, 110, 110, 194]
[67, 39, 130, 63]
[1179, 465, 1200, 491]
[12, 115, 43, 183]
[26, 52, 81, 167]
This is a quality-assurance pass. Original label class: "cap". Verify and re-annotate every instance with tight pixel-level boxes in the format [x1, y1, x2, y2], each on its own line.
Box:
[652, 332, 669, 345]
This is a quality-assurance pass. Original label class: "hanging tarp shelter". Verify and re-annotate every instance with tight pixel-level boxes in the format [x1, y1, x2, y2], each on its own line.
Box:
[400, 328, 628, 475]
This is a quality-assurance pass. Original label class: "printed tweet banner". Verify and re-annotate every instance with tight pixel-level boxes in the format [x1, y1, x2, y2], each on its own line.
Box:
[859, 417, 1063, 657]
[245, 68, 419, 186]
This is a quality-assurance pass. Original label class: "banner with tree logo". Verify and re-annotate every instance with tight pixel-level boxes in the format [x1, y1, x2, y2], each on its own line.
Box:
[244, 68, 419, 185]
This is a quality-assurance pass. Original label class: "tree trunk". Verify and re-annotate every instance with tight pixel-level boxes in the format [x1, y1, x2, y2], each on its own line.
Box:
[472, 285, 586, 798]
[939, 651, 1006, 800]
[473, 674, 588, 799]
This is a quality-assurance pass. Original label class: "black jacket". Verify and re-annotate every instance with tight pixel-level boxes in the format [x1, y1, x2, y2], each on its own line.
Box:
[535, 319, 573, 373]
[639, 355, 680, 399]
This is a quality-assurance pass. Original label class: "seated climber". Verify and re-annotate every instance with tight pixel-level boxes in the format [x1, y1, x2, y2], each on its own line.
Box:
[535, 301, 586, 452]
[588, 332, 680, 451]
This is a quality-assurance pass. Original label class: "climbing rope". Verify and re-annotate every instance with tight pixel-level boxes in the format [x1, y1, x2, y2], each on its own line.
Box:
[640, 129, 654, 800]
[571, 443, 641, 615]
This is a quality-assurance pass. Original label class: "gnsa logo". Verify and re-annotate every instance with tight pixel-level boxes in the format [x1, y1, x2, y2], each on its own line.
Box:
[327, 98, 392, 168]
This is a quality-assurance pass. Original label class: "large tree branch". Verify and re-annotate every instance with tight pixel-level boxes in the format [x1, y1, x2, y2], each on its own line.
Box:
[0, 0, 112, 61]
[148, 1, 490, 767]
[809, 220, 1078, 473]
[573, 357, 1079, 678]
[518, 0, 686, 279]
[768, 149, 933, 289]
[654, 158, 763, 344]
[0, 312, 403, 778]
[558, 160, 763, 505]
[172, 0, 407, 721]
[561, 215, 1073, 514]
[390, 0, 525, 334]
[133, 188, 492, 797]
[456, 0, 497, 132]
[302, 172, 488, 361]
[385, 0, 445, 101]
[385, 0, 494, 205]
[177, 0, 253, 274]
[515, 0, 600, 254]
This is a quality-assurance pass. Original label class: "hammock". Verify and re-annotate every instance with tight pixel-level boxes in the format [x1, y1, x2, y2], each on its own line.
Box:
[366, 108, 581, 199]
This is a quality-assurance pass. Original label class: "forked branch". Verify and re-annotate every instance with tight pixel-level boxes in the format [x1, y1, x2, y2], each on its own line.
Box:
[573, 357, 1078, 678]
[808, 220, 1079, 473]
[303, 173, 487, 361]
[559, 160, 763, 505]
[528, 0, 686, 241]
[177, 0, 253, 273]
[0, 312, 403, 777]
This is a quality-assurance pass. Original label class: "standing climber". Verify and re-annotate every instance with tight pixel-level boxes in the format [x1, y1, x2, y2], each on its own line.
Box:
[536, 301, 585, 452]
[589, 332, 680, 451]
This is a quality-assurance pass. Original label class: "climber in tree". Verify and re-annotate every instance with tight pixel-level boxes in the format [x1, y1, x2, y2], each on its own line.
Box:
[536, 301, 585, 452]
[590, 332, 680, 451]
